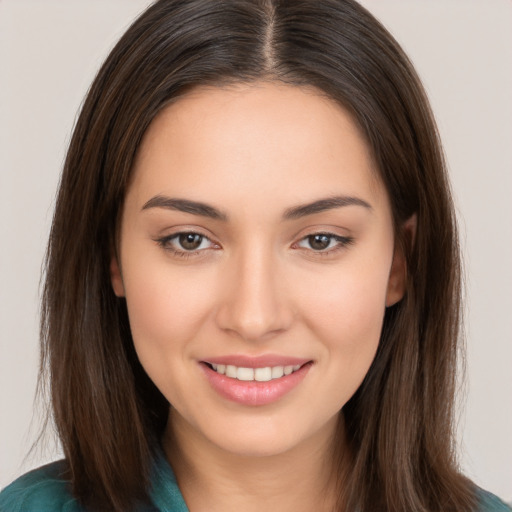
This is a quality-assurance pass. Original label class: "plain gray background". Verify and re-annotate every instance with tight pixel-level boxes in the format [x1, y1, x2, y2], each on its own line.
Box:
[1, 0, 511, 501]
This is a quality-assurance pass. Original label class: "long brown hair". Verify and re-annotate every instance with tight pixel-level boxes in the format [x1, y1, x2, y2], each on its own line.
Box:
[40, 0, 477, 510]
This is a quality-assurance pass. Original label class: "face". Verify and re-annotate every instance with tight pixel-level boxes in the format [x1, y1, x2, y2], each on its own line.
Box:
[111, 82, 407, 458]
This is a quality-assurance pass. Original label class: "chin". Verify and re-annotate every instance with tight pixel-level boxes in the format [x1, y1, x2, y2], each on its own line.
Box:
[199, 412, 338, 459]
[212, 433, 301, 458]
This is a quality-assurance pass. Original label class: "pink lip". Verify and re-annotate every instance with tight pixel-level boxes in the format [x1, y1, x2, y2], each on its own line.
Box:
[200, 358, 313, 406]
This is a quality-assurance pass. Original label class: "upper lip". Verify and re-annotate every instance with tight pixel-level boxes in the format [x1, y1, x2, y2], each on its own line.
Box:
[202, 354, 312, 368]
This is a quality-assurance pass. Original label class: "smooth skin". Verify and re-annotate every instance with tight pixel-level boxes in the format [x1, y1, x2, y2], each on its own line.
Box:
[111, 82, 410, 512]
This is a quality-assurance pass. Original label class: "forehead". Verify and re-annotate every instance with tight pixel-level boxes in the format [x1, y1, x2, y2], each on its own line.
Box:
[129, 82, 386, 214]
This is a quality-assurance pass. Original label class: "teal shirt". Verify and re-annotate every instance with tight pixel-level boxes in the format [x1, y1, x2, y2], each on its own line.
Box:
[1, 455, 510, 511]
[0, 452, 188, 512]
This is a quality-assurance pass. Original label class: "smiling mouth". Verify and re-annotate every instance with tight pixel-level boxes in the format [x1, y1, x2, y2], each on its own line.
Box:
[205, 363, 304, 382]
[202, 360, 313, 405]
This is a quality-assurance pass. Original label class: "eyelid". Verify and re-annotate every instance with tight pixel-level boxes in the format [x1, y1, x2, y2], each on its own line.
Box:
[154, 228, 220, 258]
[292, 230, 354, 256]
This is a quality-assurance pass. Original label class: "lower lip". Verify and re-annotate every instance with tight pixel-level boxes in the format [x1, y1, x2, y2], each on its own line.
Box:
[201, 363, 312, 406]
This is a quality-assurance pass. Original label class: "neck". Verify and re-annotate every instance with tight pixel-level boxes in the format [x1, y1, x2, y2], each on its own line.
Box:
[163, 411, 346, 512]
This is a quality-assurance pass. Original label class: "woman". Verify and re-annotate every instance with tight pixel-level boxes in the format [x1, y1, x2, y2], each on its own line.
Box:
[0, 0, 509, 510]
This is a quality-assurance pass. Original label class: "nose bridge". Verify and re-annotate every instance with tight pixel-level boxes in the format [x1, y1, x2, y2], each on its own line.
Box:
[216, 239, 291, 341]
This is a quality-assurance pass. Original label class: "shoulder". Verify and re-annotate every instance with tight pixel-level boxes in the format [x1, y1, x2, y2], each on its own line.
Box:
[0, 460, 84, 512]
[476, 488, 512, 512]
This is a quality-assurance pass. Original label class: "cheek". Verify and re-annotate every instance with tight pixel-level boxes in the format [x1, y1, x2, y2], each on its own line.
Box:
[296, 257, 390, 387]
[121, 262, 220, 412]
[301, 261, 389, 334]
[121, 255, 214, 368]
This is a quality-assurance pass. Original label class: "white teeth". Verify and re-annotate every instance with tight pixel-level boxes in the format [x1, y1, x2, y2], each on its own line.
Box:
[225, 365, 237, 378]
[271, 366, 284, 379]
[284, 365, 294, 375]
[254, 367, 272, 382]
[209, 363, 304, 381]
[237, 367, 254, 381]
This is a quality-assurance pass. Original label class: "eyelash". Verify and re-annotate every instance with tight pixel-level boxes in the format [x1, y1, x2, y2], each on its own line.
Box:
[155, 231, 217, 259]
[155, 231, 354, 259]
[293, 233, 354, 256]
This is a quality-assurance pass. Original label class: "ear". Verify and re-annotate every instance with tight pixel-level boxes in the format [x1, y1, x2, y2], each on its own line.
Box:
[385, 214, 417, 307]
[110, 255, 125, 297]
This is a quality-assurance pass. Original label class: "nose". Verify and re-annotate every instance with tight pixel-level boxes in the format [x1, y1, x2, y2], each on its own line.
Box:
[215, 244, 294, 342]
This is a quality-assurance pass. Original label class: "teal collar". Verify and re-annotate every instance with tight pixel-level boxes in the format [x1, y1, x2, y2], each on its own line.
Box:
[149, 450, 189, 512]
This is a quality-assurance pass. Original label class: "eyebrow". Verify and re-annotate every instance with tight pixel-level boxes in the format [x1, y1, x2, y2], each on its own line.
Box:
[141, 194, 372, 221]
[141, 195, 228, 221]
[283, 195, 372, 219]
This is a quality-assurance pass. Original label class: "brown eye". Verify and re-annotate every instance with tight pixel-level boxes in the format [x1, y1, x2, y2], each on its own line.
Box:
[295, 233, 354, 254]
[308, 234, 331, 251]
[178, 233, 204, 250]
[156, 231, 216, 256]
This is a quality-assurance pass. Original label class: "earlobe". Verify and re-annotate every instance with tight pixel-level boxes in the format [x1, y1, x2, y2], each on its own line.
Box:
[110, 256, 125, 297]
[385, 214, 417, 307]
